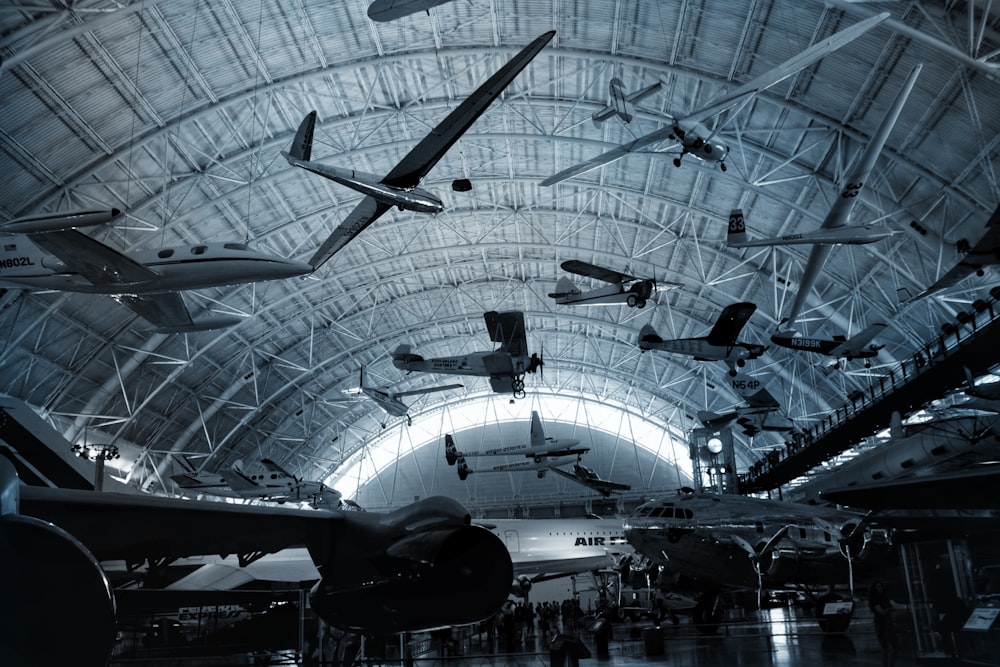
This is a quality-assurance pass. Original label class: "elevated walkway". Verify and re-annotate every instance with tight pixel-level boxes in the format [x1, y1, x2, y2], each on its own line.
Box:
[740, 286, 1000, 494]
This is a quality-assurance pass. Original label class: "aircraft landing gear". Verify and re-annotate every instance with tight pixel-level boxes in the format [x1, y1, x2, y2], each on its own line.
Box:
[673, 157, 682, 168]
[720, 161, 727, 172]
[637, 299, 646, 308]
[536, 470, 545, 478]
[728, 368, 738, 377]
[627, 294, 638, 307]
[512, 375, 526, 399]
[693, 590, 725, 635]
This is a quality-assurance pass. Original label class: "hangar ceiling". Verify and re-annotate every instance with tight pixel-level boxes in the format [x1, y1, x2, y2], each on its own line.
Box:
[1, 0, 998, 509]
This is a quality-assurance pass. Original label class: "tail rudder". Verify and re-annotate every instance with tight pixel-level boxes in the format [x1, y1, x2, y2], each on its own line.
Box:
[391, 344, 423, 366]
[548, 276, 579, 300]
[457, 456, 472, 481]
[445, 434, 458, 465]
[286, 111, 317, 163]
[727, 209, 748, 246]
[529, 411, 544, 446]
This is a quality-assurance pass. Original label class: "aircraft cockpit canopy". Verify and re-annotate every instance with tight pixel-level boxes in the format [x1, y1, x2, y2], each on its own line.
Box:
[634, 503, 694, 520]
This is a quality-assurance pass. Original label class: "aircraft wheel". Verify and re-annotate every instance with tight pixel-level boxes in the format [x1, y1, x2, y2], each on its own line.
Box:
[737, 358, 746, 368]
[627, 294, 638, 307]
[536, 470, 545, 479]
[833, 362, 841, 370]
[728, 369, 737, 377]
[673, 157, 682, 168]
[720, 162, 727, 172]
[637, 299, 646, 309]
[864, 360, 871, 368]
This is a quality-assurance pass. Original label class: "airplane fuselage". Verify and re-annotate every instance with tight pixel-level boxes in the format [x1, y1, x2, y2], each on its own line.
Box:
[624, 493, 881, 589]
[641, 338, 755, 366]
[394, 351, 527, 377]
[770, 334, 878, 359]
[673, 119, 728, 166]
[289, 159, 444, 213]
[730, 225, 898, 248]
[477, 517, 631, 576]
[555, 281, 653, 308]
[0, 240, 313, 294]
[467, 440, 584, 458]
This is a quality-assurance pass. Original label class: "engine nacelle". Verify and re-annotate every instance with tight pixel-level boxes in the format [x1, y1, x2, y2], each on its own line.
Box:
[513, 574, 533, 597]
[762, 546, 799, 580]
[308, 497, 512, 633]
[841, 522, 892, 562]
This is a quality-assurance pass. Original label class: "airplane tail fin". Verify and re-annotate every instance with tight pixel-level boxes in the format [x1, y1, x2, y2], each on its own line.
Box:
[529, 411, 544, 446]
[445, 434, 459, 466]
[638, 324, 662, 347]
[727, 209, 749, 246]
[547, 276, 580, 299]
[890, 410, 904, 439]
[457, 456, 472, 481]
[226, 461, 258, 492]
[609, 78, 634, 124]
[286, 111, 317, 163]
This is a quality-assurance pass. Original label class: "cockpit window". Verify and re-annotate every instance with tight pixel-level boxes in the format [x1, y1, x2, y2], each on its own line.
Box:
[224, 242, 248, 251]
[191, 245, 207, 255]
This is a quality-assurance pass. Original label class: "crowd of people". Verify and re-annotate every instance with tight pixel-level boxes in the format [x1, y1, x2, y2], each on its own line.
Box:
[488, 598, 589, 651]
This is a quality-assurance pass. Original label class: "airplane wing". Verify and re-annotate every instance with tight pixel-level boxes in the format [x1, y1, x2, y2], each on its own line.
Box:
[380, 31, 555, 189]
[542, 14, 888, 187]
[27, 228, 160, 286]
[907, 202, 1000, 301]
[561, 259, 637, 284]
[484, 310, 528, 357]
[391, 383, 464, 398]
[307, 196, 392, 269]
[782, 64, 921, 327]
[116, 292, 238, 334]
[705, 302, 757, 346]
[828, 323, 886, 358]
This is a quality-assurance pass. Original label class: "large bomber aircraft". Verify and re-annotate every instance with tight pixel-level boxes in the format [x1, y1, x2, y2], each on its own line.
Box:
[392, 310, 542, 398]
[638, 302, 766, 376]
[0, 209, 312, 333]
[541, 14, 888, 184]
[2, 457, 513, 665]
[285, 31, 554, 270]
[623, 491, 892, 634]
[776, 65, 922, 329]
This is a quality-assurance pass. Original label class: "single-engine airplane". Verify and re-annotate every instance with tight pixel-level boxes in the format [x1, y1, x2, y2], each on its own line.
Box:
[0, 209, 313, 333]
[285, 31, 554, 270]
[638, 302, 766, 376]
[697, 373, 796, 436]
[770, 322, 886, 369]
[347, 367, 462, 426]
[778, 64, 921, 329]
[624, 491, 892, 634]
[549, 259, 680, 308]
[591, 78, 663, 126]
[445, 411, 589, 466]
[541, 14, 888, 184]
[2, 458, 513, 665]
[549, 463, 632, 497]
[392, 310, 542, 398]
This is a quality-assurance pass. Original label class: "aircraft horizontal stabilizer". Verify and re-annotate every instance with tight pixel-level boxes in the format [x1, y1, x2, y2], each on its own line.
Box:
[286, 111, 316, 163]
[0, 208, 122, 235]
[392, 344, 423, 363]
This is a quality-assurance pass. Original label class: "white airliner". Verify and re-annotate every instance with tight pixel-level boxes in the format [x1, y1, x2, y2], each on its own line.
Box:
[778, 64, 922, 329]
[542, 14, 888, 183]
[285, 31, 555, 270]
[591, 78, 663, 126]
[0, 208, 313, 333]
[161, 515, 632, 592]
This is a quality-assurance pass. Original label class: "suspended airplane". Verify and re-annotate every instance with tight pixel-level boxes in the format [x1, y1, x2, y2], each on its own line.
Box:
[548, 259, 680, 308]
[549, 463, 632, 497]
[726, 208, 899, 249]
[697, 373, 796, 436]
[455, 450, 581, 480]
[541, 13, 888, 185]
[903, 200, 1000, 303]
[226, 459, 342, 508]
[638, 302, 766, 376]
[391, 310, 542, 399]
[445, 411, 589, 465]
[366, 0, 458, 22]
[778, 64, 922, 329]
[284, 31, 555, 270]
[3, 459, 513, 665]
[591, 78, 663, 126]
[346, 367, 462, 426]
[770, 322, 886, 369]
[623, 491, 892, 634]
[0, 208, 313, 333]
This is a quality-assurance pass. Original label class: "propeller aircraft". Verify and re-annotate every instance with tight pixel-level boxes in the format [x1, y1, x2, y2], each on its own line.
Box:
[549, 463, 632, 497]
[284, 31, 555, 270]
[591, 78, 663, 126]
[548, 259, 680, 308]
[346, 367, 462, 426]
[445, 411, 589, 466]
[0, 208, 313, 333]
[770, 322, 886, 369]
[624, 491, 892, 634]
[226, 458, 342, 508]
[638, 302, 766, 376]
[697, 373, 796, 437]
[391, 310, 542, 399]
[541, 13, 888, 185]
